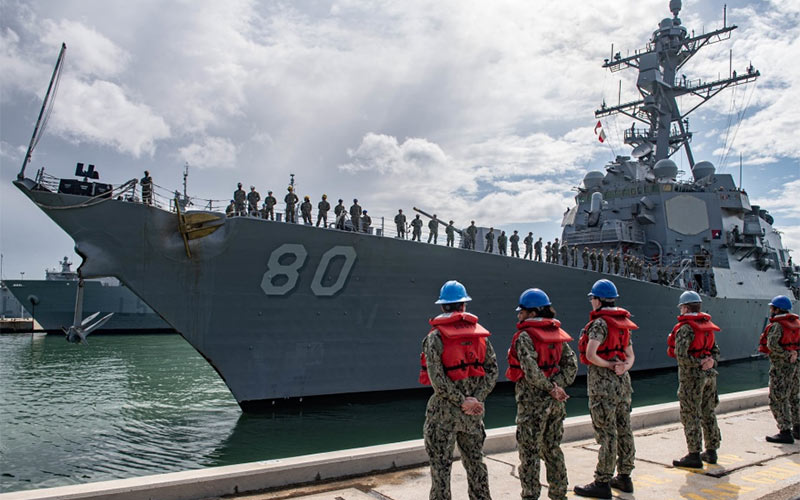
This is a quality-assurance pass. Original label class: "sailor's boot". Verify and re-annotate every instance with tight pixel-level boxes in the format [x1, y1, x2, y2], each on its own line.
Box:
[792, 424, 800, 440]
[672, 452, 703, 468]
[766, 430, 795, 444]
[574, 481, 612, 499]
[700, 449, 718, 464]
[609, 474, 634, 493]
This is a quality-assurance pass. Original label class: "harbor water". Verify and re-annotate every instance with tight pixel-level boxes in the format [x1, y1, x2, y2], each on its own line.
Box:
[0, 333, 770, 493]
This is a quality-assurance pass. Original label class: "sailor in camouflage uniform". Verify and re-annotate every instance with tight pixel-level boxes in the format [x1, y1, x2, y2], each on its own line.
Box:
[420, 280, 498, 500]
[575, 279, 638, 498]
[667, 291, 722, 468]
[263, 191, 277, 220]
[510, 230, 520, 257]
[759, 295, 800, 443]
[507, 288, 577, 500]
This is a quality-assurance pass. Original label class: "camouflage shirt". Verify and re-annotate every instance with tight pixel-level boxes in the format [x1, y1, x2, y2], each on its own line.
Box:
[766, 322, 795, 364]
[586, 317, 633, 401]
[674, 323, 719, 378]
[423, 329, 498, 433]
[513, 331, 578, 406]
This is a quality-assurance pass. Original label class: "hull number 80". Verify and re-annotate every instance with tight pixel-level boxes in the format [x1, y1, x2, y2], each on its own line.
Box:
[260, 244, 357, 297]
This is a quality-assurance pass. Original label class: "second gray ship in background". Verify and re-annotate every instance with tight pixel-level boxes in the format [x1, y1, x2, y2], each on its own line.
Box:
[13, 0, 798, 410]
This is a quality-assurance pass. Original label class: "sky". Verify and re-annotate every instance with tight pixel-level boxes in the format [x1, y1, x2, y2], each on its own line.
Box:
[1, 0, 798, 279]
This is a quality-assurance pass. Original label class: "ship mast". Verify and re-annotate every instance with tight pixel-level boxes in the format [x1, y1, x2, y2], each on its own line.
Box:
[18, 43, 67, 180]
[595, 1, 759, 168]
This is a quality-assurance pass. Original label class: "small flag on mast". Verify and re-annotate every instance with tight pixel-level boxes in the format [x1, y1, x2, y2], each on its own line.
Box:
[594, 120, 607, 143]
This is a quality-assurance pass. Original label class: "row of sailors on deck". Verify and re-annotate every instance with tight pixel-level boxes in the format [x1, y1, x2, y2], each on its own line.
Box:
[226, 184, 375, 232]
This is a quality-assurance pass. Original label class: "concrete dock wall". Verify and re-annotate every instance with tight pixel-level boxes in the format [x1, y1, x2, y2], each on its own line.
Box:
[1, 388, 769, 500]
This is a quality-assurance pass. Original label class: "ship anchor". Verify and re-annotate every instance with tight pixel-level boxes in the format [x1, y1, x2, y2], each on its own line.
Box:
[62, 279, 114, 344]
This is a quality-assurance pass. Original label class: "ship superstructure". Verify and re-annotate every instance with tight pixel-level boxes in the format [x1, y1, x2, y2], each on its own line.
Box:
[562, 0, 797, 301]
[12, 2, 798, 409]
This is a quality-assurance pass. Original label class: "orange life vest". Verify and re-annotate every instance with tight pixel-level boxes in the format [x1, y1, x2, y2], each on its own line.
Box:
[419, 312, 491, 385]
[758, 313, 800, 354]
[578, 308, 638, 365]
[506, 318, 573, 381]
[666, 312, 721, 358]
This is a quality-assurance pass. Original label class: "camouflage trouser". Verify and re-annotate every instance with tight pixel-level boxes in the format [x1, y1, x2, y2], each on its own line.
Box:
[769, 359, 800, 430]
[517, 401, 568, 500]
[589, 397, 635, 482]
[424, 422, 490, 500]
[678, 372, 721, 453]
[316, 212, 327, 227]
[447, 234, 455, 247]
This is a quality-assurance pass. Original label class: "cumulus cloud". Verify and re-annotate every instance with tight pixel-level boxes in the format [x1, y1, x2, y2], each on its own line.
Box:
[178, 136, 238, 169]
[50, 78, 170, 157]
[339, 133, 448, 175]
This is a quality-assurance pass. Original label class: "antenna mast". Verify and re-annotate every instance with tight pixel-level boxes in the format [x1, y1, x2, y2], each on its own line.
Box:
[18, 43, 67, 180]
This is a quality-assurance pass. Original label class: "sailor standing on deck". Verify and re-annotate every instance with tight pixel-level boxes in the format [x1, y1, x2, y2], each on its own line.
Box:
[334, 199, 346, 227]
[524, 233, 534, 260]
[316, 194, 330, 227]
[247, 186, 260, 215]
[485, 228, 495, 253]
[300, 196, 313, 224]
[263, 191, 276, 220]
[140, 171, 153, 205]
[395, 209, 407, 238]
[233, 182, 247, 216]
[534, 238, 543, 262]
[428, 215, 439, 244]
[574, 279, 637, 498]
[466, 221, 477, 250]
[668, 291, 722, 468]
[284, 186, 298, 223]
[446, 220, 456, 247]
[759, 295, 800, 443]
[420, 280, 498, 500]
[350, 199, 362, 232]
[498, 231, 507, 256]
[510, 230, 520, 258]
[507, 288, 577, 500]
[411, 215, 423, 241]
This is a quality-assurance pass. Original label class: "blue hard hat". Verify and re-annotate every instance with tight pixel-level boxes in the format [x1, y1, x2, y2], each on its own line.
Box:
[435, 280, 472, 304]
[588, 279, 618, 299]
[770, 295, 792, 311]
[678, 290, 702, 306]
[517, 288, 551, 311]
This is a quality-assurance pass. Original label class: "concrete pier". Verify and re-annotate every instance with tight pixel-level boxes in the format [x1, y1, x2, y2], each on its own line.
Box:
[3, 388, 800, 500]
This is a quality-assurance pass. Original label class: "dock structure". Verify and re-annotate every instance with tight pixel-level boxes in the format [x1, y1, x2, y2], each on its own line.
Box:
[3, 389, 800, 500]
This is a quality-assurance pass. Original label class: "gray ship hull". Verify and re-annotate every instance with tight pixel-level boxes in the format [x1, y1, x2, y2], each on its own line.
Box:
[15, 180, 778, 408]
[3, 279, 174, 334]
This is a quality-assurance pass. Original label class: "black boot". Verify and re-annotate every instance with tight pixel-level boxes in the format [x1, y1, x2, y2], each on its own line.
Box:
[673, 452, 703, 468]
[574, 481, 612, 499]
[793, 425, 800, 440]
[610, 474, 634, 493]
[700, 449, 717, 464]
[766, 430, 795, 444]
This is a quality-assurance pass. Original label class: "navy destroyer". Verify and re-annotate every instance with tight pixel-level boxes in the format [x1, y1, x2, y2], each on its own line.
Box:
[3, 257, 174, 334]
[13, 1, 798, 409]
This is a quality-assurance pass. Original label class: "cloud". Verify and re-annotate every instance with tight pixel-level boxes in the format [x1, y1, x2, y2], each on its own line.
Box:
[339, 133, 448, 175]
[178, 136, 238, 169]
[40, 19, 130, 78]
[49, 78, 170, 157]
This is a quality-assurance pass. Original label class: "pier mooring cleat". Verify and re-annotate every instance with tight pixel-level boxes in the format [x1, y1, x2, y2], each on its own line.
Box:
[700, 449, 718, 464]
[574, 481, 612, 499]
[766, 430, 794, 444]
[610, 474, 634, 493]
[793, 424, 800, 440]
[672, 452, 703, 468]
